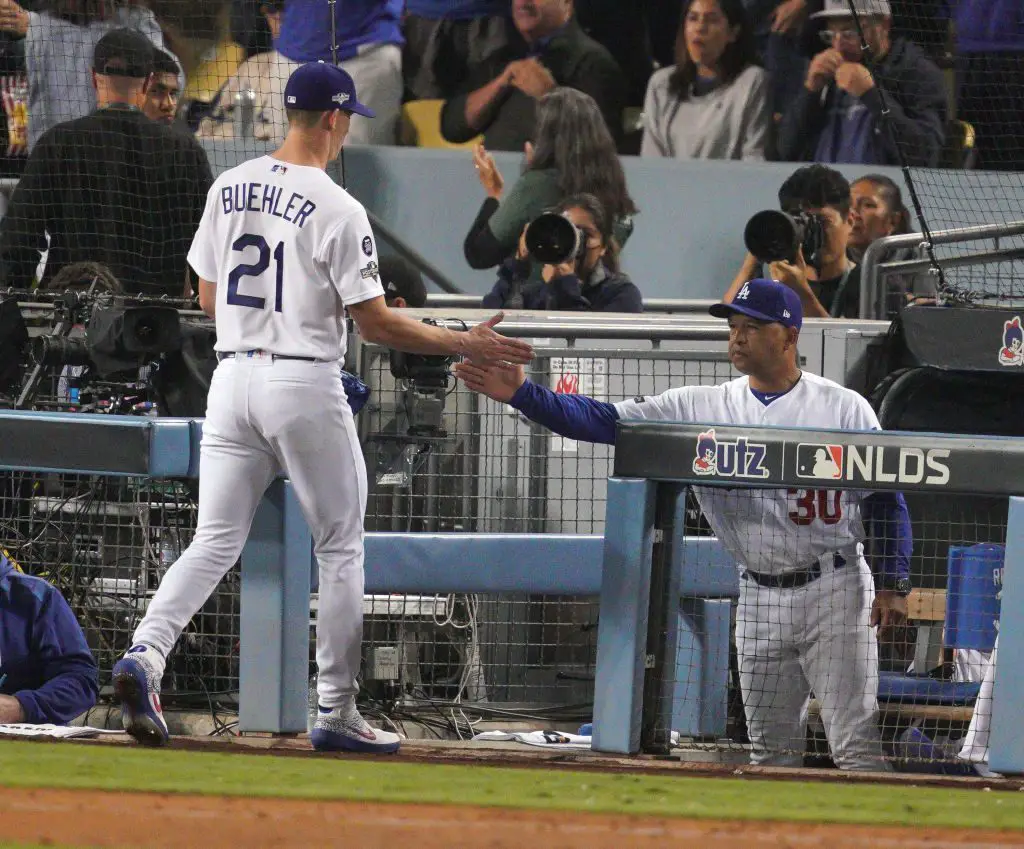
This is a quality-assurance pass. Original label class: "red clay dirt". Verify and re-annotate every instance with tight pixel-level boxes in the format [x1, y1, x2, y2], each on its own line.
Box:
[1, 787, 1021, 849]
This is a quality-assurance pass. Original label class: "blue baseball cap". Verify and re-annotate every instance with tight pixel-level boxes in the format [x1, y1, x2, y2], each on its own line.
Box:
[284, 62, 375, 118]
[709, 278, 803, 329]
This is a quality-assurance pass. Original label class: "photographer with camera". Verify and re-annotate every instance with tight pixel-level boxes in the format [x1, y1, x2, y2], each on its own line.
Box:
[482, 193, 642, 313]
[725, 164, 861, 319]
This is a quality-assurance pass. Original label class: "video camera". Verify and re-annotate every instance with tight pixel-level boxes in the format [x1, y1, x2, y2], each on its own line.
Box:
[387, 317, 460, 437]
[743, 209, 828, 272]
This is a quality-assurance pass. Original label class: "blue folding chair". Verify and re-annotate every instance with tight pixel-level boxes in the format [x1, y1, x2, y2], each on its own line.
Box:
[879, 543, 1002, 708]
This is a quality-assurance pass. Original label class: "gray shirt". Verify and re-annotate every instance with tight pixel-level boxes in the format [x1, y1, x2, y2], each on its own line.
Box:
[25, 7, 173, 151]
[640, 64, 770, 161]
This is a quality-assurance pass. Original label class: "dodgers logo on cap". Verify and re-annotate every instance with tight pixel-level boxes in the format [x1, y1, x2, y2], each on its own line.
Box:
[708, 278, 803, 329]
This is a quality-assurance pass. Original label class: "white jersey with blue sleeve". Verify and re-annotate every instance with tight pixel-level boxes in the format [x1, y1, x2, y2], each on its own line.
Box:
[187, 155, 384, 361]
[613, 372, 881, 575]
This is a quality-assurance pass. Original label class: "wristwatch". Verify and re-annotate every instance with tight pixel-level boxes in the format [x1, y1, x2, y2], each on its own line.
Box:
[880, 576, 913, 597]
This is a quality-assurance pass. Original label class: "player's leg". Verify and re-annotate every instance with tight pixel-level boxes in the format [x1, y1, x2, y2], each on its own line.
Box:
[959, 637, 998, 773]
[801, 558, 889, 771]
[253, 360, 400, 753]
[735, 578, 810, 766]
[340, 43, 402, 146]
[114, 361, 279, 745]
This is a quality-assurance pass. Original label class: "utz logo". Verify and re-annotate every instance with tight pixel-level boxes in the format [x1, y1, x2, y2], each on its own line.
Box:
[998, 316, 1023, 367]
[691, 428, 769, 479]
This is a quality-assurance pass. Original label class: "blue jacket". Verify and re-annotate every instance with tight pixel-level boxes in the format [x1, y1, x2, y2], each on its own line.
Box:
[275, 0, 403, 63]
[954, 0, 1024, 52]
[0, 555, 99, 724]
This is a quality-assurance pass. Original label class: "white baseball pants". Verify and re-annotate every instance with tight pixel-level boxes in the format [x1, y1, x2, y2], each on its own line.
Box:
[132, 355, 367, 708]
[735, 556, 889, 771]
[959, 636, 997, 766]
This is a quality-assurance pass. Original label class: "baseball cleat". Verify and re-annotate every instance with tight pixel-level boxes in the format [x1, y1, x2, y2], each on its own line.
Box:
[112, 645, 169, 747]
[311, 704, 402, 754]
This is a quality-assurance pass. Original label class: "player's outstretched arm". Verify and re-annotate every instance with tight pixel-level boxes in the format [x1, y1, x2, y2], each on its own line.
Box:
[349, 297, 534, 368]
[455, 361, 619, 445]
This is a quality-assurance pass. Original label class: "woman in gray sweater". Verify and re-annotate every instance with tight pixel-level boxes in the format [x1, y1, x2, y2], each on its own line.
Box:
[641, 0, 770, 160]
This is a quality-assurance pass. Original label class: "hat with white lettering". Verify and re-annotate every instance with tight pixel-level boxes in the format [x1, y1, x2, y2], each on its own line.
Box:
[283, 62, 375, 118]
[709, 278, 803, 329]
[811, 0, 892, 19]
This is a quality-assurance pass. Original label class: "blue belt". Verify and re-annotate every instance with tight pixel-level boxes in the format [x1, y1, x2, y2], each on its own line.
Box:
[744, 553, 847, 590]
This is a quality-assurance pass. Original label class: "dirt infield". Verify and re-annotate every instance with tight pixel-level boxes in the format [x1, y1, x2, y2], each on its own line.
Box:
[1, 787, 1022, 849]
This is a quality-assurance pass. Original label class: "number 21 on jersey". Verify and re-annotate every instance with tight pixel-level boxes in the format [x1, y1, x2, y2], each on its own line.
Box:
[227, 233, 285, 312]
[787, 489, 843, 525]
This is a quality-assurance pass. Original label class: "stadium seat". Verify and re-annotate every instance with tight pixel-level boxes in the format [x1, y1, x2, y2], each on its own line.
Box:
[878, 542, 1002, 708]
[398, 100, 480, 149]
[940, 119, 978, 170]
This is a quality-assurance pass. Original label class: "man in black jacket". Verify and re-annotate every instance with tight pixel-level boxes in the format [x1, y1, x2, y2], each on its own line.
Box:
[440, 0, 625, 151]
[777, 0, 946, 167]
[0, 28, 212, 296]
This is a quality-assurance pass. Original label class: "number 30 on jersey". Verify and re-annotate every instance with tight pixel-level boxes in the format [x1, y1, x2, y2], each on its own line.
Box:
[227, 233, 285, 312]
[787, 488, 843, 525]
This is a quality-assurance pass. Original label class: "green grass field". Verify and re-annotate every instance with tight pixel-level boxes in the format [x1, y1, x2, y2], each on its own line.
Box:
[0, 740, 1021, 831]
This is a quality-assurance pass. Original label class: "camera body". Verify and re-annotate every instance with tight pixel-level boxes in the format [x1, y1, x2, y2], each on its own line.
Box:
[524, 212, 585, 266]
[743, 209, 827, 271]
[387, 317, 458, 438]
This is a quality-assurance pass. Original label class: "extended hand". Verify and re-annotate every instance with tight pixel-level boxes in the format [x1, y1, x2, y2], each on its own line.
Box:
[458, 313, 534, 367]
[0, 0, 29, 35]
[870, 590, 909, 642]
[835, 62, 875, 98]
[768, 248, 811, 294]
[454, 360, 527, 403]
[473, 143, 504, 200]
[771, 0, 807, 34]
[509, 57, 556, 99]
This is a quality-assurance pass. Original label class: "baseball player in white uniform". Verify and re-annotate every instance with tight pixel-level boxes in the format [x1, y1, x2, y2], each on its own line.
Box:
[112, 62, 534, 752]
[456, 278, 913, 770]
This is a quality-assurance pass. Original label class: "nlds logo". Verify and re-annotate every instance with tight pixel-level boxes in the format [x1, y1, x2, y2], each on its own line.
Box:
[692, 428, 769, 479]
[796, 442, 950, 486]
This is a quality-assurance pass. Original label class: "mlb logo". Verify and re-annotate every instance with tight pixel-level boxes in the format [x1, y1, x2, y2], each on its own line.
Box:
[271, 164, 288, 174]
[796, 443, 844, 480]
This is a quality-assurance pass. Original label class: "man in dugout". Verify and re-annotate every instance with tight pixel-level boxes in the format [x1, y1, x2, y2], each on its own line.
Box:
[0, 28, 211, 297]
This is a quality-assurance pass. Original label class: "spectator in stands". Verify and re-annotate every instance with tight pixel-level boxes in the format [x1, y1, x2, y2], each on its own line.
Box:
[142, 48, 180, 126]
[195, 0, 292, 143]
[440, 0, 625, 151]
[725, 164, 862, 318]
[0, 28, 212, 296]
[777, 0, 947, 167]
[273, 0, 402, 145]
[849, 173, 936, 311]
[403, 1, 509, 101]
[483, 193, 641, 312]
[464, 87, 636, 270]
[379, 255, 428, 308]
[953, 0, 1024, 172]
[0, 550, 99, 724]
[641, 0, 770, 160]
[0, 0, 177, 151]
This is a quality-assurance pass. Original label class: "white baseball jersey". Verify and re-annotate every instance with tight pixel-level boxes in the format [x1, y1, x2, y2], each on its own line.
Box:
[614, 372, 880, 575]
[187, 155, 385, 361]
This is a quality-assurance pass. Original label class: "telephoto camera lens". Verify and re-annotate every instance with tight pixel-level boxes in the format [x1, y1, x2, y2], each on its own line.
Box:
[32, 334, 91, 367]
[744, 210, 826, 269]
[524, 213, 584, 265]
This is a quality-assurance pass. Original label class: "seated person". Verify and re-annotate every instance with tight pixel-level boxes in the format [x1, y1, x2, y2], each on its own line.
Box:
[482, 193, 642, 313]
[440, 0, 626, 151]
[641, 0, 770, 160]
[465, 87, 637, 270]
[725, 164, 861, 318]
[0, 550, 99, 724]
[379, 255, 428, 308]
[776, 0, 946, 166]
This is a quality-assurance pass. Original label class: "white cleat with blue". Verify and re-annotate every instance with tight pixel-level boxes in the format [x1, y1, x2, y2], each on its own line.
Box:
[112, 645, 169, 747]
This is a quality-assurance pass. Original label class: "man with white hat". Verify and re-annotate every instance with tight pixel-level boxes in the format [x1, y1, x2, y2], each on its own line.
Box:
[777, 0, 947, 168]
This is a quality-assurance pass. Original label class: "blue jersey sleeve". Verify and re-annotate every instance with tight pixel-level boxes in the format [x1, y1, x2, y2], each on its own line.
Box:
[861, 491, 913, 584]
[509, 379, 620, 445]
